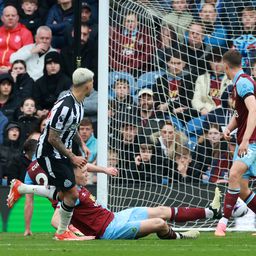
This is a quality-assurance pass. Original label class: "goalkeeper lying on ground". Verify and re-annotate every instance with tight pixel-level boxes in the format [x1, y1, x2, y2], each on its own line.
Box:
[7, 162, 222, 240]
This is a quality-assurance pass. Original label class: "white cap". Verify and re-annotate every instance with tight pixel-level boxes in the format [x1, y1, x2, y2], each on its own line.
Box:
[72, 68, 94, 85]
[138, 88, 153, 97]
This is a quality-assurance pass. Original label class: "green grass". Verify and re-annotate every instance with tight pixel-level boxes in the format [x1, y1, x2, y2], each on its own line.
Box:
[1, 232, 256, 256]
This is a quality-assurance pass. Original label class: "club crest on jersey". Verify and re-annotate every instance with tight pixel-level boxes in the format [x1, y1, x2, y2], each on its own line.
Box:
[64, 179, 72, 188]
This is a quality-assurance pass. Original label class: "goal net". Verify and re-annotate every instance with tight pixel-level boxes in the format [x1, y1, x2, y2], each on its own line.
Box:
[106, 0, 256, 230]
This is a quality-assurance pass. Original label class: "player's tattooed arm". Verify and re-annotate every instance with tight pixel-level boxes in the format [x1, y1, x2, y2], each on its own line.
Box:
[48, 128, 75, 159]
[73, 131, 90, 159]
[73, 132, 83, 148]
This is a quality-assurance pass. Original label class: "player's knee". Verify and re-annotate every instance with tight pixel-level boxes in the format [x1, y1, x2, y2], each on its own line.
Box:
[156, 206, 168, 219]
[154, 218, 166, 229]
[229, 172, 240, 184]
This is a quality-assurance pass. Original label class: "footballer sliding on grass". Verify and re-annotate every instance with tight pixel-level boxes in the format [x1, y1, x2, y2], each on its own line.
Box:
[6, 161, 226, 240]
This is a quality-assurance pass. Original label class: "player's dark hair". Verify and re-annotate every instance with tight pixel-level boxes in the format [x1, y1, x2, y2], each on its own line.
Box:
[23, 139, 38, 159]
[80, 117, 93, 128]
[223, 49, 242, 68]
[114, 78, 130, 87]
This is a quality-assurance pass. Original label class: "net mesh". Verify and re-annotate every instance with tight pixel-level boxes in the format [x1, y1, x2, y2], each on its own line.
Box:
[107, 0, 256, 229]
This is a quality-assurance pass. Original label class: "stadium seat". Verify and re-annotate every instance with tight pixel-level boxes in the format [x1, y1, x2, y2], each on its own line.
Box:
[137, 70, 164, 91]
[108, 71, 136, 99]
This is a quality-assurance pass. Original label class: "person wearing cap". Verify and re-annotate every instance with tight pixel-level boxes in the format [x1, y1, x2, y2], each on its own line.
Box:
[81, 1, 98, 41]
[136, 87, 165, 137]
[0, 73, 19, 121]
[10, 25, 56, 81]
[32, 51, 71, 118]
[35, 67, 94, 240]
[0, 121, 22, 185]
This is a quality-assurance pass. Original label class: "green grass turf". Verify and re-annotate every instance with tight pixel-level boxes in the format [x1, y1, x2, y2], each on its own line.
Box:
[0, 232, 255, 256]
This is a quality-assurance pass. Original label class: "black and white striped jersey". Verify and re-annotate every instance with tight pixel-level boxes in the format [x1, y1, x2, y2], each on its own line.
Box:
[36, 91, 84, 159]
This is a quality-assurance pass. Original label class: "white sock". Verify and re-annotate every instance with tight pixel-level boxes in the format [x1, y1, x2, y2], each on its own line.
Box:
[205, 208, 214, 219]
[176, 232, 181, 239]
[219, 217, 228, 225]
[18, 184, 56, 199]
[57, 202, 74, 234]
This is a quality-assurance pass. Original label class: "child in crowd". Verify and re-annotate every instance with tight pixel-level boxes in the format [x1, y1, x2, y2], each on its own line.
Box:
[174, 145, 193, 183]
[19, 0, 43, 36]
[0, 122, 22, 185]
[10, 60, 34, 107]
[17, 97, 38, 145]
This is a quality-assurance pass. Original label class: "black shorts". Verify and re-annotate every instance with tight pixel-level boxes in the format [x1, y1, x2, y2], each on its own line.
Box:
[37, 157, 76, 191]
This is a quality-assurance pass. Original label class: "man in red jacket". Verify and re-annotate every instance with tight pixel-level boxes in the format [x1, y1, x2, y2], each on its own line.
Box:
[0, 5, 33, 73]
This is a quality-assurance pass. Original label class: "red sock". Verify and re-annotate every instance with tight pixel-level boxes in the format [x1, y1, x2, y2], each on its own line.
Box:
[245, 192, 256, 214]
[223, 188, 240, 219]
[170, 207, 205, 222]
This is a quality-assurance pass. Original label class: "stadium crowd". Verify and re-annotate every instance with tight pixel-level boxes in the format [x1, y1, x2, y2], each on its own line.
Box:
[1, 0, 256, 188]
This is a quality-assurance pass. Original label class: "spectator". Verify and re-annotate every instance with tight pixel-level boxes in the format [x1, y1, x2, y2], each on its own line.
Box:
[174, 145, 193, 183]
[116, 117, 139, 178]
[109, 12, 154, 77]
[153, 50, 198, 123]
[108, 148, 119, 168]
[5, 138, 37, 185]
[9, 59, 34, 107]
[0, 110, 8, 144]
[0, 5, 33, 73]
[156, 24, 183, 71]
[191, 123, 227, 183]
[60, 22, 98, 89]
[0, 121, 21, 185]
[46, 0, 73, 49]
[76, 118, 97, 184]
[199, 2, 228, 48]
[152, 121, 188, 185]
[27, 115, 47, 140]
[19, 0, 43, 36]
[33, 51, 71, 117]
[192, 48, 232, 116]
[109, 78, 134, 140]
[4, 0, 57, 20]
[133, 139, 159, 183]
[0, 73, 18, 121]
[81, 1, 98, 41]
[183, 21, 211, 81]
[136, 88, 165, 137]
[232, 6, 256, 69]
[162, 0, 193, 43]
[17, 97, 38, 145]
[10, 26, 56, 81]
[77, 118, 97, 164]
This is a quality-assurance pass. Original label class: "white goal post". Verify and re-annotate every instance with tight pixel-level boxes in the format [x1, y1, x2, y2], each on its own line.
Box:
[97, 0, 256, 231]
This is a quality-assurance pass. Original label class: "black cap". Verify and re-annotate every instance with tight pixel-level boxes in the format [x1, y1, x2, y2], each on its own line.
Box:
[5, 122, 20, 132]
[44, 51, 61, 65]
[81, 1, 92, 11]
[0, 73, 14, 85]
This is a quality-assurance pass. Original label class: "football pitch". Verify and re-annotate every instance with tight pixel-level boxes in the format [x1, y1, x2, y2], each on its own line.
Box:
[0, 232, 256, 256]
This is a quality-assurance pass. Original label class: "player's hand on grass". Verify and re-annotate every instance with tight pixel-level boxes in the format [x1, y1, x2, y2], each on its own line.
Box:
[104, 167, 119, 176]
[238, 139, 249, 158]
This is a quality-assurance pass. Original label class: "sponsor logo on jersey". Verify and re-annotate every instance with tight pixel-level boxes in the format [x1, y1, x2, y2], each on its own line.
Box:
[64, 179, 72, 188]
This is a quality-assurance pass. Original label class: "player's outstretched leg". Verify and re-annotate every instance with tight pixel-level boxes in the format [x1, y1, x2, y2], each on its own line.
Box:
[209, 187, 222, 219]
[7, 179, 22, 208]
